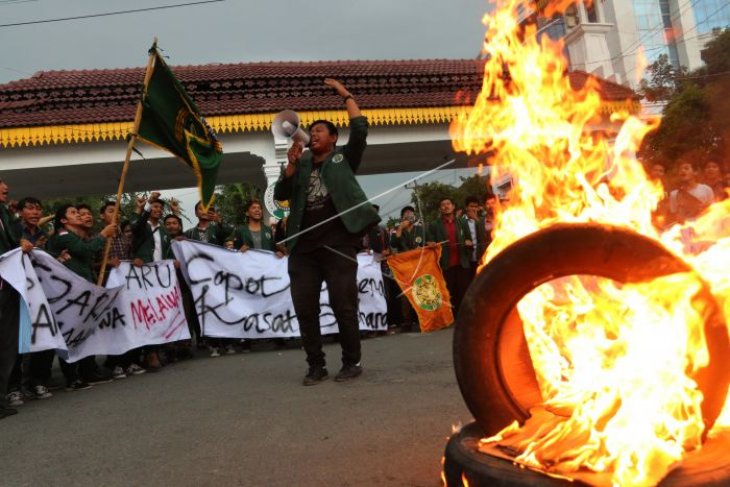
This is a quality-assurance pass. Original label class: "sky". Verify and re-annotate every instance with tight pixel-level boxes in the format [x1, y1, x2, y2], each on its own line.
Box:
[0, 0, 492, 221]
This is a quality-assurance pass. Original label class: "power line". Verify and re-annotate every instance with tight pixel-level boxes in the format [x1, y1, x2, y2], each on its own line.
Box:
[0, 0, 225, 28]
[676, 69, 730, 81]
[592, 0, 702, 67]
[0, 0, 38, 6]
[562, 0, 727, 76]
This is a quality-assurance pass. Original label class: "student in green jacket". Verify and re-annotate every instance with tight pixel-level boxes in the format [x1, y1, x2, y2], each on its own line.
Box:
[184, 201, 234, 247]
[131, 192, 167, 266]
[0, 178, 34, 420]
[390, 205, 425, 253]
[274, 78, 379, 386]
[234, 199, 279, 253]
[426, 197, 473, 315]
[49, 204, 117, 390]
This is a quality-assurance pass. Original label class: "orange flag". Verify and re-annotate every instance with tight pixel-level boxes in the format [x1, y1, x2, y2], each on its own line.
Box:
[387, 246, 454, 332]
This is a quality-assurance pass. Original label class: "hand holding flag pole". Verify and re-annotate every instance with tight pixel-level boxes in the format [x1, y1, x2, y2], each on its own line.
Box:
[97, 38, 159, 286]
[97, 38, 224, 285]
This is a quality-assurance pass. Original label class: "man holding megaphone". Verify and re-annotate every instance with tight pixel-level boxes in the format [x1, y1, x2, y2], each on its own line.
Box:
[274, 78, 380, 386]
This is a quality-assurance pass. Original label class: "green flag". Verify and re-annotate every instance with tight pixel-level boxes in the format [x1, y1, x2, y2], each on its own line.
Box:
[137, 48, 222, 211]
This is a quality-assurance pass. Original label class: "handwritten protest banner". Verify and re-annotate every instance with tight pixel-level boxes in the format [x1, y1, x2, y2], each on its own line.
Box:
[172, 240, 388, 338]
[0, 242, 386, 355]
[0, 249, 189, 362]
[0, 249, 67, 355]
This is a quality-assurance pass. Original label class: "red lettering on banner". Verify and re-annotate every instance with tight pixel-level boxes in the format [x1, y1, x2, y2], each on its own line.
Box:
[129, 287, 181, 331]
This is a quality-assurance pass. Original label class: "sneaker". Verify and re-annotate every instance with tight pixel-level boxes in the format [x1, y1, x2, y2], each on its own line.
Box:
[82, 372, 113, 385]
[224, 344, 237, 355]
[28, 385, 53, 400]
[65, 380, 92, 392]
[334, 363, 363, 382]
[6, 391, 24, 407]
[209, 347, 221, 358]
[125, 364, 146, 376]
[112, 366, 127, 380]
[43, 380, 64, 391]
[0, 405, 18, 419]
[302, 366, 328, 386]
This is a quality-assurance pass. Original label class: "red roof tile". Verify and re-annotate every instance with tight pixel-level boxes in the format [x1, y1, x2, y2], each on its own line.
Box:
[0, 59, 638, 129]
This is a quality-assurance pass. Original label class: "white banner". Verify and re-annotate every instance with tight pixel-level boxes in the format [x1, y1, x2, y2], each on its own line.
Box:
[172, 240, 387, 339]
[0, 249, 189, 362]
[0, 249, 66, 355]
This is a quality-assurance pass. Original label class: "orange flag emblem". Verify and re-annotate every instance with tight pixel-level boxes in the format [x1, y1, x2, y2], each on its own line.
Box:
[387, 246, 454, 332]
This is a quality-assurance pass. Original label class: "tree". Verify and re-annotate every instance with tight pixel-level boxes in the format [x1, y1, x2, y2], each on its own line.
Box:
[641, 84, 717, 162]
[410, 174, 491, 223]
[214, 182, 263, 226]
[639, 54, 687, 102]
[640, 29, 730, 169]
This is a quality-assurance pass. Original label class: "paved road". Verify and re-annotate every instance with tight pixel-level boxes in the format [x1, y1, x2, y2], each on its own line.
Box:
[0, 329, 472, 487]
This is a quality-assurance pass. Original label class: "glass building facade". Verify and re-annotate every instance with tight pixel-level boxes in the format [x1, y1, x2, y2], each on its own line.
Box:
[691, 0, 730, 35]
[632, 0, 680, 66]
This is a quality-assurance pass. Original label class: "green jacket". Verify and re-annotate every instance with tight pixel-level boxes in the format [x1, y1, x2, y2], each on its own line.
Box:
[426, 217, 472, 270]
[233, 224, 276, 252]
[130, 211, 169, 263]
[184, 221, 234, 246]
[0, 205, 20, 254]
[390, 224, 426, 253]
[49, 230, 106, 282]
[274, 116, 380, 252]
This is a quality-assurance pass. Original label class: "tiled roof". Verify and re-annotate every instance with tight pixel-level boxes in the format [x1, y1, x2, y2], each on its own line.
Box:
[0, 59, 638, 129]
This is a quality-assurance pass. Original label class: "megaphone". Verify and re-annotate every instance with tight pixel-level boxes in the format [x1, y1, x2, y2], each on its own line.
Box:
[271, 110, 310, 147]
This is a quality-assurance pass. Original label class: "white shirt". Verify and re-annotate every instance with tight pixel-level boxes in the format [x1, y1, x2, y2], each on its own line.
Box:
[669, 183, 714, 218]
[465, 217, 478, 262]
[150, 221, 162, 262]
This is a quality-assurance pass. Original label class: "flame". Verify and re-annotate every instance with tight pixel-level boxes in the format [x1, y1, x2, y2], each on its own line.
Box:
[450, 0, 729, 485]
[634, 46, 647, 87]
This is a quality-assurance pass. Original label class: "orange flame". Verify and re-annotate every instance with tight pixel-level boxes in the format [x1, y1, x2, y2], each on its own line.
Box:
[450, 0, 729, 485]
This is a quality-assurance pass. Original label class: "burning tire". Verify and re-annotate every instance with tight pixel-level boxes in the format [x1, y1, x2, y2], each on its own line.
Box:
[444, 422, 730, 486]
[453, 223, 730, 437]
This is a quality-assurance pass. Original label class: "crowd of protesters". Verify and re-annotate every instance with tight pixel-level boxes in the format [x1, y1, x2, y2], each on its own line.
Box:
[0, 169, 497, 417]
[1, 149, 727, 417]
[649, 157, 730, 227]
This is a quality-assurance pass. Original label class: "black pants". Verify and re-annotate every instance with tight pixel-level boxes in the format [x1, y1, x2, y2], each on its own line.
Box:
[444, 265, 470, 316]
[0, 286, 20, 402]
[288, 246, 361, 369]
[29, 350, 55, 387]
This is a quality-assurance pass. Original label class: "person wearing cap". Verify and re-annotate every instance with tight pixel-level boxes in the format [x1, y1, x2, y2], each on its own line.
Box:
[275, 78, 380, 385]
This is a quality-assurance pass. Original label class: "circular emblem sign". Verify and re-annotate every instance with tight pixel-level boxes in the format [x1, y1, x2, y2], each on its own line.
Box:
[264, 184, 290, 219]
[411, 274, 442, 311]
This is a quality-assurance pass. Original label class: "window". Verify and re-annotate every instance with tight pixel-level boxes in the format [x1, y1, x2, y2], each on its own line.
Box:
[692, 0, 730, 35]
[585, 1, 598, 23]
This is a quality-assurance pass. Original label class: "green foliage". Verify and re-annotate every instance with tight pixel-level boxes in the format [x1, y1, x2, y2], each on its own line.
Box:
[639, 54, 687, 102]
[642, 84, 717, 162]
[410, 174, 491, 222]
[385, 216, 400, 229]
[214, 182, 263, 226]
[640, 29, 730, 169]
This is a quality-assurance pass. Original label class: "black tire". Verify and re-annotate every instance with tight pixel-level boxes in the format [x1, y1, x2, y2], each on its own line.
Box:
[444, 422, 730, 486]
[453, 223, 729, 437]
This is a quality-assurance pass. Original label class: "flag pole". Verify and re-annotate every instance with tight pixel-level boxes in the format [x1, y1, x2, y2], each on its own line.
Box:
[97, 38, 158, 286]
